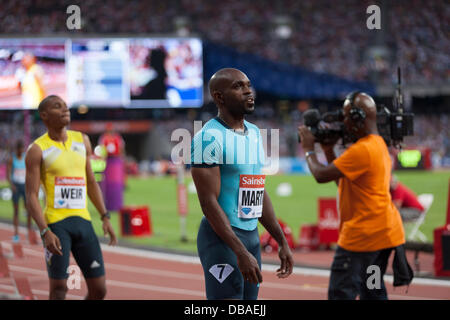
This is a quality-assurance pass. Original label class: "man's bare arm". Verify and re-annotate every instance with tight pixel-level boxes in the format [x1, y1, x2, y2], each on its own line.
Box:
[258, 190, 293, 278]
[320, 145, 340, 186]
[25, 144, 46, 231]
[25, 144, 62, 255]
[6, 156, 15, 192]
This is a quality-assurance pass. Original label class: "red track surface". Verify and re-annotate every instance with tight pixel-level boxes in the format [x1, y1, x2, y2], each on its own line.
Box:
[0, 223, 449, 300]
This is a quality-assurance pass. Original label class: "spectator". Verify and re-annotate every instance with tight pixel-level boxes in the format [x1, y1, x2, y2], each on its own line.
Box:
[390, 175, 425, 222]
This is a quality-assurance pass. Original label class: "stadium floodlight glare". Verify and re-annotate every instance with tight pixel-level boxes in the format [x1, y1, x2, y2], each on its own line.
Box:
[273, 15, 293, 39]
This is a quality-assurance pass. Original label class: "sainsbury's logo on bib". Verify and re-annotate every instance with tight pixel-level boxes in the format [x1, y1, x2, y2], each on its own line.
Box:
[239, 175, 265, 188]
[55, 177, 86, 185]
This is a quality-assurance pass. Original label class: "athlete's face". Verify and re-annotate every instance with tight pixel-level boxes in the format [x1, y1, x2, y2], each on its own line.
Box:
[42, 98, 71, 127]
[16, 145, 24, 155]
[222, 71, 255, 116]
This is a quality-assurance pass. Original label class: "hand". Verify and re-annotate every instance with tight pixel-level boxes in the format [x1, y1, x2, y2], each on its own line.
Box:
[43, 230, 63, 256]
[102, 219, 118, 246]
[276, 244, 294, 279]
[298, 125, 315, 151]
[320, 143, 335, 153]
[10, 184, 17, 193]
[320, 135, 339, 149]
[236, 250, 263, 284]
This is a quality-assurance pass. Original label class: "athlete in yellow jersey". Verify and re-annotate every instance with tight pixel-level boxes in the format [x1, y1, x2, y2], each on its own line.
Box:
[25, 95, 117, 300]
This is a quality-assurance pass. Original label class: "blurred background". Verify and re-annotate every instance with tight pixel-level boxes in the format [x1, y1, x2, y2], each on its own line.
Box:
[0, 0, 448, 252]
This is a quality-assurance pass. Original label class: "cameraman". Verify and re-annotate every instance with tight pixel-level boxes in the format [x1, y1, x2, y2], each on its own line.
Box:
[298, 92, 412, 300]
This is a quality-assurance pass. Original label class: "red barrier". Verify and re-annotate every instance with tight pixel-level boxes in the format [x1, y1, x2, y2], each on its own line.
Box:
[433, 179, 450, 277]
[298, 224, 319, 250]
[318, 198, 339, 245]
[260, 219, 296, 253]
[120, 206, 152, 237]
[433, 226, 450, 277]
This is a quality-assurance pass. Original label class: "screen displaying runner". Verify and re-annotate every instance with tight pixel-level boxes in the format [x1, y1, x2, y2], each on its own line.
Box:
[0, 38, 66, 110]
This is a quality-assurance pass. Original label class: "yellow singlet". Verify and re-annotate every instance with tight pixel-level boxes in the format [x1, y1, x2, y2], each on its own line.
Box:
[34, 130, 91, 224]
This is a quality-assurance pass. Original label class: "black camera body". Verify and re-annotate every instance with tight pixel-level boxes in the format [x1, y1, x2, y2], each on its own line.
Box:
[300, 68, 414, 148]
[376, 105, 414, 147]
[302, 106, 414, 147]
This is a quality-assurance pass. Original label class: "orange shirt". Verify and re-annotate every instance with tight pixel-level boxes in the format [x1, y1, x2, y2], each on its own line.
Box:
[333, 134, 405, 252]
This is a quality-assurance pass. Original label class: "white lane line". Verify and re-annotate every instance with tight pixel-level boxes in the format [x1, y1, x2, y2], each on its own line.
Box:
[107, 263, 204, 281]
[0, 282, 83, 300]
[106, 279, 204, 298]
[260, 281, 437, 300]
[31, 289, 84, 300]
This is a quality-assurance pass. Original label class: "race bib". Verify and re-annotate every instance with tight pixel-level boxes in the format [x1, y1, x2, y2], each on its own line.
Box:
[54, 177, 86, 209]
[238, 174, 265, 219]
[12, 168, 26, 184]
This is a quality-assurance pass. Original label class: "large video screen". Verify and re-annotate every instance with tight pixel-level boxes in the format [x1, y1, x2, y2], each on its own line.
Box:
[0, 38, 67, 109]
[0, 37, 203, 109]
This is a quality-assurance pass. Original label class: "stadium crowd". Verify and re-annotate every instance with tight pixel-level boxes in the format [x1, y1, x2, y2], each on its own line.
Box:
[0, 0, 447, 85]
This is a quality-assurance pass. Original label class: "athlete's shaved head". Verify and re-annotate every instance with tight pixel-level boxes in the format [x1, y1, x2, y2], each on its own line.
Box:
[209, 68, 246, 99]
[38, 95, 61, 114]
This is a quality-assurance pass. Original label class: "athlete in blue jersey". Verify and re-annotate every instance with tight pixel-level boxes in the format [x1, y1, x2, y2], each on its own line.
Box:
[7, 140, 32, 242]
[191, 68, 293, 300]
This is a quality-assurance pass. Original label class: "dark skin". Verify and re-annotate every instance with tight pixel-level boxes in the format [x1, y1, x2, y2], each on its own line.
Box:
[192, 68, 293, 286]
[25, 96, 117, 300]
[298, 92, 379, 183]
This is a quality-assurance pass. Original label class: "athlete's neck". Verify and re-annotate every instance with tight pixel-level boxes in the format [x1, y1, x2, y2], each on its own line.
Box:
[47, 127, 68, 144]
[217, 111, 245, 131]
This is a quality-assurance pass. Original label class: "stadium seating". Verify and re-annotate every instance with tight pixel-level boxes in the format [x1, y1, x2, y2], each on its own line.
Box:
[0, 0, 447, 86]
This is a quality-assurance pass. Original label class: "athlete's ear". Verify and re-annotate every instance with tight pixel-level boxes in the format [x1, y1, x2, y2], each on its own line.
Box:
[212, 90, 224, 105]
[39, 111, 47, 122]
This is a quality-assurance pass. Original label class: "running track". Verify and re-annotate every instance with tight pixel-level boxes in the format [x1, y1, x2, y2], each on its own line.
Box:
[0, 223, 449, 300]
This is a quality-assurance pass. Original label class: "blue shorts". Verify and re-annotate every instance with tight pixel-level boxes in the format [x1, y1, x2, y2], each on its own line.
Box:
[197, 217, 261, 300]
[45, 216, 105, 280]
[12, 183, 26, 205]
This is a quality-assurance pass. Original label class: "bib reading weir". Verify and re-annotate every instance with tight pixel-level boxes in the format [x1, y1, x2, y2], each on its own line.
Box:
[191, 117, 266, 231]
[34, 130, 91, 224]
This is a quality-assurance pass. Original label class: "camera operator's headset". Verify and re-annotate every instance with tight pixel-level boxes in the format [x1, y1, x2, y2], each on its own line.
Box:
[345, 91, 366, 132]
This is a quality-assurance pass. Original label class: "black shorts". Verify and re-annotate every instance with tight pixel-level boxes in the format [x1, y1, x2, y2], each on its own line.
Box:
[45, 216, 105, 280]
[12, 183, 26, 205]
[197, 217, 261, 300]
